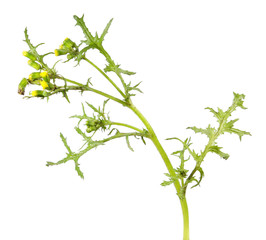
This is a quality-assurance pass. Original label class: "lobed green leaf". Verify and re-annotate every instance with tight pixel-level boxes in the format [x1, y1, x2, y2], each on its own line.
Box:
[187, 124, 216, 139]
[208, 145, 230, 160]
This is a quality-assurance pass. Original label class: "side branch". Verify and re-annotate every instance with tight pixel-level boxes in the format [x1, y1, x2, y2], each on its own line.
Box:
[83, 57, 126, 98]
[55, 76, 128, 106]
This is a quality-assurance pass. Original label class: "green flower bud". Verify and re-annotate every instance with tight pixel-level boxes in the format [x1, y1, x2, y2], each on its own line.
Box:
[62, 38, 76, 49]
[31, 90, 49, 97]
[54, 49, 68, 56]
[28, 60, 41, 70]
[67, 53, 76, 60]
[85, 118, 106, 133]
[18, 78, 28, 95]
[29, 72, 41, 81]
[23, 51, 36, 61]
[86, 126, 97, 133]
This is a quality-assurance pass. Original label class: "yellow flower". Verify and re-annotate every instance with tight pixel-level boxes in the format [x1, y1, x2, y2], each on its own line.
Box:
[40, 71, 48, 78]
[40, 80, 49, 89]
[31, 90, 48, 97]
[31, 90, 38, 97]
[54, 49, 59, 56]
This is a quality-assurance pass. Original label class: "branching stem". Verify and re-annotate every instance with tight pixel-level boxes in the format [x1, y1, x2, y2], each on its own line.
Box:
[127, 99, 189, 240]
[108, 121, 144, 133]
[56, 76, 127, 106]
[83, 57, 126, 98]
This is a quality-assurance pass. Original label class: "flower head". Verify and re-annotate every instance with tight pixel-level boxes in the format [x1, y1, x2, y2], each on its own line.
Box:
[40, 80, 49, 89]
[23, 51, 36, 61]
[29, 72, 41, 81]
[40, 71, 48, 78]
[31, 90, 48, 97]
[28, 60, 41, 70]
[54, 49, 68, 56]
[18, 78, 28, 95]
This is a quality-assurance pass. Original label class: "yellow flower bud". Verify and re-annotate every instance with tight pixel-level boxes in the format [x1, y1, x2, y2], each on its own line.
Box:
[54, 49, 68, 56]
[31, 90, 48, 97]
[40, 80, 49, 89]
[40, 71, 48, 78]
[23, 51, 36, 61]
[62, 38, 76, 49]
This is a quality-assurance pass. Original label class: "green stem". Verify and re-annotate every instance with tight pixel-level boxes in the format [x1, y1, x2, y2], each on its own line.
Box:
[108, 121, 144, 133]
[128, 100, 190, 239]
[56, 74, 189, 238]
[83, 57, 126, 98]
[99, 48, 128, 94]
[56, 76, 127, 106]
[128, 100, 181, 193]
[180, 198, 190, 240]
[88, 87, 127, 106]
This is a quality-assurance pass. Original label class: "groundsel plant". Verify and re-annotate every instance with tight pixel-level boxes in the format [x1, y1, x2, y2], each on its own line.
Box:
[18, 15, 250, 240]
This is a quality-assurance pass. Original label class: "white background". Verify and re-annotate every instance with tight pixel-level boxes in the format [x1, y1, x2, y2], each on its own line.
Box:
[0, 1, 265, 239]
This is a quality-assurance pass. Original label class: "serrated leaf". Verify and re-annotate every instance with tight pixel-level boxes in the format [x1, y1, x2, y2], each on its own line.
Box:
[99, 18, 113, 43]
[104, 63, 135, 76]
[233, 92, 247, 109]
[205, 107, 225, 124]
[24, 28, 35, 52]
[74, 160, 84, 179]
[126, 135, 134, 152]
[187, 177, 199, 188]
[60, 133, 72, 153]
[62, 90, 70, 103]
[76, 46, 91, 63]
[74, 15, 95, 47]
[126, 81, 143, 95]
[102, 99, 109, 113]
[208, 145, 230, 160]
[161, 173, 179, 187]
[161, 180, 174, 186]
[86, 101, 99, 113]
[187, 124, 216, 139]
[119, 68, 136, 75]
[190, 167, 204, 189]
[224, 127, 251, 141]
[75, 127, 90, 141]
[141, 136, 146, 145]
[46, 156, 70, 166]
[222, 118, 251, 140]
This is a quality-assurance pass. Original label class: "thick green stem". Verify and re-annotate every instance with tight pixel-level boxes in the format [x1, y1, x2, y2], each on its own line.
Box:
[128, 101, 181, 193]
[128, 100, 190, 239]
[180, 198, 190, 240]
[55, 73, 190, 238]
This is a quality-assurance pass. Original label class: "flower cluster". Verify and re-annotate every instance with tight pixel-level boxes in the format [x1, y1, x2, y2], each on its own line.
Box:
[85, 117, 107, 133]
[54, 38, 78, 60]
[28, 71, 54, 97]
[18, 49, 55, 97]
